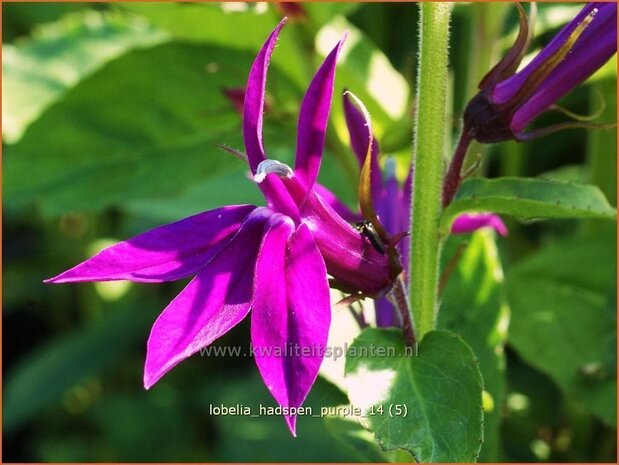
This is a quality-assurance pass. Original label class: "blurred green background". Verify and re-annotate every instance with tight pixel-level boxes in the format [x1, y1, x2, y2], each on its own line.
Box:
[3, 2, 616, 462]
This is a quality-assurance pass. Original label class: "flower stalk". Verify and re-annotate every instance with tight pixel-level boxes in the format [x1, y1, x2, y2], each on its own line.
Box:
[409, 3, 452, 339]
[386, 275, 416, 348]
[442, 129, 473, 207]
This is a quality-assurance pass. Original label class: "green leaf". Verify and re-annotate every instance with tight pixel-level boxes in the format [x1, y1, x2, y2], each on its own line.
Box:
[303, 3, 361, 27]
[4, 298, 154, 433]
[207, 374, 362, 462]
[3, 3, 89, 42]
[4, 42, 296, 218]
[587, 78, 617, 207]
[316, 16, 410, 134]
[345, 329, 483, 462]
[539, 164, 590, 184]
[123, 166, 262, 222]
[323, 416, 389, 462]
[441, 177, 616, 234]
[122, 4, 405, 133]
[121, 3, 308, 90]
[2, 10, 167, 143]
[439, 230, 508, 461]
[87, 393, 205, 462]
[506, 230, 617, 427]
[123, 143, 357, 223]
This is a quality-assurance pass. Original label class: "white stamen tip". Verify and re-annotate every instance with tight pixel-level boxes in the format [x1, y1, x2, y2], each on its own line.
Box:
[584, 8, 598, 25]
[254, 159, 294, 183]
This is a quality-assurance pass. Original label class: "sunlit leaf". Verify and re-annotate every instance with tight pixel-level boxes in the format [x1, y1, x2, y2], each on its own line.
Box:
[506, 230, 617, 427]
[441, 177, 616, 234]
[4, 42, 296, 218]
[439, 230, 508, 461]
[121, 3, 308, 90]
[209, 374, 359, 461]
[2, 10, 167, 143]
[345, 329, 483, 462]
[316, 16, 410, 137]
[303, 3, 361, 26]
[323, 416, 389, 462]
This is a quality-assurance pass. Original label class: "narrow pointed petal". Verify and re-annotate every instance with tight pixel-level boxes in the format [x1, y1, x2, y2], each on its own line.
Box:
[478, 2, 534, 89]
[144, 208, 272, 389]
[451, 213, 508, 236]
[46, 205, 256, 284]
[252, 222, 331, 435]
[343, 91, 383, 202]
[243, 19, 298, 217]
[345, 91, 390, 244]
[294, 37, 345, 188]
[243, 18, 286, 172]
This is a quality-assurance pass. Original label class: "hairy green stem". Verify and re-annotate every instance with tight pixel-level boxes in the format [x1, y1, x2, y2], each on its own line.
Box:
[409, 3, 452, 339]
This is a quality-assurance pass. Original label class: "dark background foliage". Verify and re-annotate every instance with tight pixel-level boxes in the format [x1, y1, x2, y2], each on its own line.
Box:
[3, 2, 616, 462]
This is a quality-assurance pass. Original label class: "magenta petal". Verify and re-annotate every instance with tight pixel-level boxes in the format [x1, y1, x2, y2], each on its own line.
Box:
[451, 213, 508, 236]
[243, 19, 298, 217]
[243, 19, 285, 173]
[343, 92, 383, 203]
[45, 205, 257, 284]
[143, 207, 272, 389]
[294, 37, 345, 188]
[252, 222, 331, 436]
[301, 191, 391, 294]
[314, 182, 361, 223]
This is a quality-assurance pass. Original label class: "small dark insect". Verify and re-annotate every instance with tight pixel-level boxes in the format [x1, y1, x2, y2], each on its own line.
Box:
[354, 220, 386, 254]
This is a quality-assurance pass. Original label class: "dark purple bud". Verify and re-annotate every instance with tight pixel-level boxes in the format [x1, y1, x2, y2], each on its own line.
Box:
[464, 2, 617, 143]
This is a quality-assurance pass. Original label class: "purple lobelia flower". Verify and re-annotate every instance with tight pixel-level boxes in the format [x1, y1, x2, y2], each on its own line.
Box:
[464, 2, 617, 143]
[341, 93, 507, 327]
[46, 19, 400, 435]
